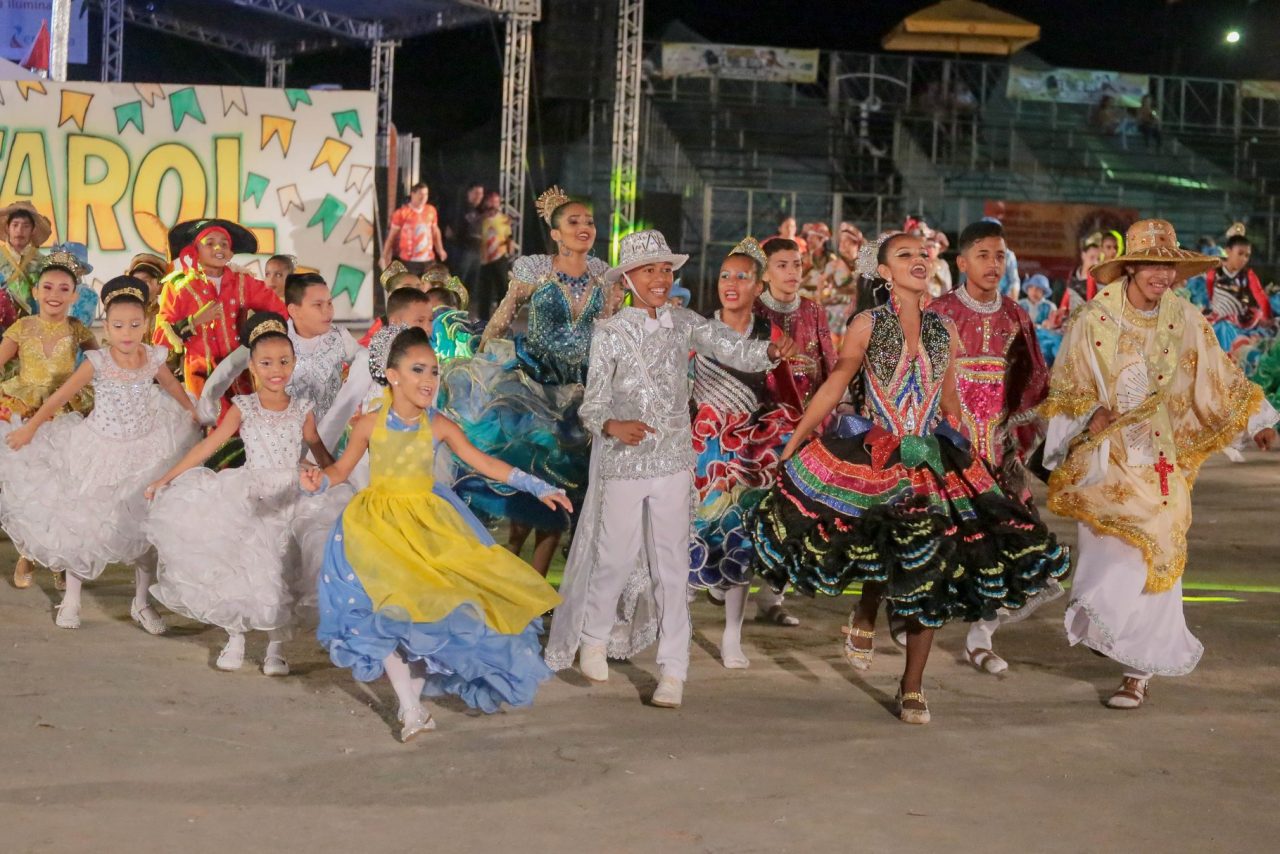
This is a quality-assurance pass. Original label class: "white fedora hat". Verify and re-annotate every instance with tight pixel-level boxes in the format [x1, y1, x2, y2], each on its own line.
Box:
[604, 230, 689, 284]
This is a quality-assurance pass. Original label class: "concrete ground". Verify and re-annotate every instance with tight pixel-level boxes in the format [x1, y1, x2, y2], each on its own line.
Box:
[2, 453, 1278, 853]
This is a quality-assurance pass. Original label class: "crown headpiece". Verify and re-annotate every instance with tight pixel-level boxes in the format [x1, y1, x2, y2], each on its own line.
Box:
[1226, 221, 1246, 239]
[728, 236, 767, 269]
[368, 323, 409, 386]
[248, 318, 287, 344]
[380, 260, 416, 292]
[855, 234, 886, 281]
[103, 286, 145, 306]
[536, 185, 573, 225]
[443, 275, 470, 310]
[38, 250, 86, 279]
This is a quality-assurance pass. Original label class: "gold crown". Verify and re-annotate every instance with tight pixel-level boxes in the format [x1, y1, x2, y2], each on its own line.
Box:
[248, 318, 287, 344]
[379, 260, 416, 292]
[1226, 221, 1246, 238]
[103, 286, 145, 305]
[536, 185, 573, 225]
[443, 275, 470, 310]
[38, 250, 86, 278]
[728, 236, 767, 269]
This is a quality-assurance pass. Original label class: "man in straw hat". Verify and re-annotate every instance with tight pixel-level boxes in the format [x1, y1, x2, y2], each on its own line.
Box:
[544, 229, 795, 708]
[1043, 219, 1277, 710]
[0, 201, 53, 330]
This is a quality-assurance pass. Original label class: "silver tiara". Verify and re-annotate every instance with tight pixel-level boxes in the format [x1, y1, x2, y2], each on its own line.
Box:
[855, 232, 902, 281]
[368, 323, 409, 386]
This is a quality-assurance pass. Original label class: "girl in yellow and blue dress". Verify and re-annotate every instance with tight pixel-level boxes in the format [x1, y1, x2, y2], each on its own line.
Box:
[300, 326, 568, 743]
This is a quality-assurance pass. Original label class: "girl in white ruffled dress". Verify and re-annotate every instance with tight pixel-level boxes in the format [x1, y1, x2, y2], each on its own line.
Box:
[0, 276, 201, 631]
[145, 312, 333, 676]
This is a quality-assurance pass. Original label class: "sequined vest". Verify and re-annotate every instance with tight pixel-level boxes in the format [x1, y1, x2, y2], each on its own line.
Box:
[858, 305, 950, 437]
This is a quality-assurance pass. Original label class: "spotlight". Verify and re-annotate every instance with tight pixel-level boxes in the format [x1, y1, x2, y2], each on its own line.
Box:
[1225, 30, 1241, 45]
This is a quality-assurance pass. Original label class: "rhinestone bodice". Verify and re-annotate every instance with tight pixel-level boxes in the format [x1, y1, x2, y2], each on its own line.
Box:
[85, 346, 170, 439]
[232, 393, 312, 470]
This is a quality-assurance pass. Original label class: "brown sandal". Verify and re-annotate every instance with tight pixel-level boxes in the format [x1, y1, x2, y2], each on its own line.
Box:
[1105, 677, 1149, 710]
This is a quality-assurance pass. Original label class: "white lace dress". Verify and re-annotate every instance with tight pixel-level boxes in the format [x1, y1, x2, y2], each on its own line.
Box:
[0, 345, 199, 580]
[148, 394, 312, 634]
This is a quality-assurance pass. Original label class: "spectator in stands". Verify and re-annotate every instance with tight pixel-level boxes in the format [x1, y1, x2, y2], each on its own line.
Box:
[1137, 95, 1162, 149]
[448, 182, 486, 293]
[769, 215, 800, 246]
[1090, 94, 1137, 149]
[476, 190, 514, 320]
[380, 182, 446, 277]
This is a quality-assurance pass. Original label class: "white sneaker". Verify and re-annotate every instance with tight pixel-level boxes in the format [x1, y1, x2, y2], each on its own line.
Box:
[54, 602, 81, 629]
[579, 643, 609, 683]
[650, 675, 684, 708]
[130, 602, 168, 636]
[216, 637, 245, 671]
[262, 654, 289, 677]
[398, 703, 436, 742]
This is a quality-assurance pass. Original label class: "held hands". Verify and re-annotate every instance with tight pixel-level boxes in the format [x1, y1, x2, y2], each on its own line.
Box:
[143, 481, 165, 501]
[604, 419, 655, 446]
[1255, 427, 1278, 451]
[299, 467, 326, 494]
[768, 335, 798, 362]
[4, 424, 35, 451]
[1086, 406, 1116, 436]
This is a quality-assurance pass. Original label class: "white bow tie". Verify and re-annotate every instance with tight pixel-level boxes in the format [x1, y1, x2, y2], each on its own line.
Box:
[643, 311, 675, 332]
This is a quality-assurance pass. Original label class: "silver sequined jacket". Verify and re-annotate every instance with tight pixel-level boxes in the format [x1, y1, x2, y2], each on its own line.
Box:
[580, 306, 775, 481]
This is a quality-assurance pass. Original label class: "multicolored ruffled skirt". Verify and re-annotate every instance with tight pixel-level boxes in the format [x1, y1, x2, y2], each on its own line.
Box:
[438, 338, 586, 531]
[754, 415, 1069, 627]
[688, 402, 797, 588]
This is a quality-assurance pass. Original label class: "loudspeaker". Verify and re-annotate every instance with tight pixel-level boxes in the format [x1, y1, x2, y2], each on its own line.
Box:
[538, 0, 617, 101]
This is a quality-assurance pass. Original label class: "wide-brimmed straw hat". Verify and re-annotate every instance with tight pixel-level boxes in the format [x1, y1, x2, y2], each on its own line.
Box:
[0, 201, 53, 247]
[604, 230, 689, 284]
[1091, 219, 1220, 284]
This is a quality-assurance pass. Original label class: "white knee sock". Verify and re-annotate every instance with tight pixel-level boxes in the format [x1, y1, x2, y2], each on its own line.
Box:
[223, 630, 245, 651]
[61, 572, 83, 609]
[721, 585, 748, 661]
[966, 618, 999, 652]
[265, 628, 288, 660]
[383, 651, 421, 714]
[133, 567, 153, 611]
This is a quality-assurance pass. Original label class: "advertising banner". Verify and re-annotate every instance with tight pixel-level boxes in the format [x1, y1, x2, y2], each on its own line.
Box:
[0, 79, 377, 318]
[1006, 65, 1150, 108]
[661, 42, 820, 84]
[0, 0, 88, 64]
[985, 200, 1138, 281]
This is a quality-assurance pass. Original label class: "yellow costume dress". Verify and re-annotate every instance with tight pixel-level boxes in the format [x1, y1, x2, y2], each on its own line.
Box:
[0, 316, 95, 423]
[316, 403, 560, 713]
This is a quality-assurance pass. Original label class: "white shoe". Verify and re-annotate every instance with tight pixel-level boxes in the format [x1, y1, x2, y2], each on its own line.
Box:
[579, 643, 608, 683]
[130, 602, 168, 636]
[650, 675, 684, 708]
[398, 704, 436, 742]
[216, 638, 245, 671]
[54, 602, 81, 629]
[1105, 677, 1149, 710]
[262, 654, 290, 677]
[720, 645, 750, 669]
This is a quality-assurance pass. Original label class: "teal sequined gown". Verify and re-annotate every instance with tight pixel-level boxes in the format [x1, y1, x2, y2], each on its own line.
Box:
[440, 255, 613, 530]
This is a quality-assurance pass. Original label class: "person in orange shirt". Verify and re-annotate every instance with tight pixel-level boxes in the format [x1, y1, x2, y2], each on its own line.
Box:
[381, 182, 446, 276]
[153, 219, 285, 418]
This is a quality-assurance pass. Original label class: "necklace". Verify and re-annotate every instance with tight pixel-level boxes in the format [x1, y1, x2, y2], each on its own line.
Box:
[759, 290, 799, 314]
[955, 285, 1002, 315]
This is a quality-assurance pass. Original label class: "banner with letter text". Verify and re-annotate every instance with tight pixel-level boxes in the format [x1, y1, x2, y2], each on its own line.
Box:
[0, 79, 376, 319]
[660, 42, 819, 84]
[985, 200, 1138, 282]
[1006, 66, 1150, 108]
[0, 0, 89, 63]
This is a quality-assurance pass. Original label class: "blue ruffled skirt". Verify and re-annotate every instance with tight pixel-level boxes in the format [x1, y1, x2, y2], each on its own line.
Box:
[316, 516, 553, 714]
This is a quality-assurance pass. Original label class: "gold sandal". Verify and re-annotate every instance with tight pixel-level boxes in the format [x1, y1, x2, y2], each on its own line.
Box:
[12, 557, 34, 589]
[841, 617, 875, 671]
[896, 687, 931, 725]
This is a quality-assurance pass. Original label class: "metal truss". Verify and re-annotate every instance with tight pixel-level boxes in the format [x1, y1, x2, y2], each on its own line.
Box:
[264, 42, 289, 87]
[497, 2, 539, 254]
[100, 0, 125, 82]
[120, 2, 273, 57]
[223, 0, 377, 40]
[372, 37, 399, 167]
[610, 0, 644, 262]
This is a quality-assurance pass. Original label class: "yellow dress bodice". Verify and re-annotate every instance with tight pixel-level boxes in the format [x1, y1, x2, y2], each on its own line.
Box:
[0, 316, 95, 416]
[342, 403, 560, 634]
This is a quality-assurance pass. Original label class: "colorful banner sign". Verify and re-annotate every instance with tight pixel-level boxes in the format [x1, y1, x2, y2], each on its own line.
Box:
[660, 42, 820, 84]
[1242, 80, 1280, 101]
[0, 0, 88, 64]
[1006, 65, 1150, 108]
[985, 200, 1138, 281]
[0, 79, 377, 318]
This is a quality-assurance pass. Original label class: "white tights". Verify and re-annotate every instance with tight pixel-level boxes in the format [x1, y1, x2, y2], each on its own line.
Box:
[720, 585, 748, 663]
[383, 651, 427, 715]
[60, 565, 156, 612]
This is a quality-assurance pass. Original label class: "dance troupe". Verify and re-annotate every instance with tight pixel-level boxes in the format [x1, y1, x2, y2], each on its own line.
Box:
[1, 188, 1275, 742]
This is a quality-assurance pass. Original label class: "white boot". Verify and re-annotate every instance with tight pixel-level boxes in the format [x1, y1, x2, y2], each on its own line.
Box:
[579, 643, 608, 683]
[651, 675, 684, 709]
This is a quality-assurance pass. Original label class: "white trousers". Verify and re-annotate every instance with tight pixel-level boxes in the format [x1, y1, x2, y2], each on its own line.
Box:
[1064, 524, 1203, 678]
[581, 470, 693, 682]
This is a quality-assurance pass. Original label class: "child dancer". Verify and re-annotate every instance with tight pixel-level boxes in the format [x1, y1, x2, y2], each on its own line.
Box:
[146, 312, 333, 676]
[198, 273, 361, 428]
[544, 230, 792, 708]
[753, 233, 1069, 724]
[689, 238, 802, 668]
[0, 252, 98, 589]
[0, 277, 200, 630]
[299, 326, 567, 741]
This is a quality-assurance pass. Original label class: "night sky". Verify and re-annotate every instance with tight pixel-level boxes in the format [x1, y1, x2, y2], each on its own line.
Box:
[71, 0, 1277, 152]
